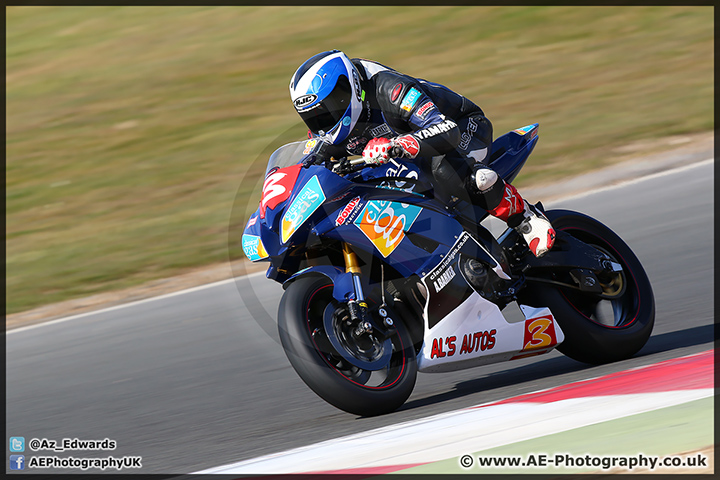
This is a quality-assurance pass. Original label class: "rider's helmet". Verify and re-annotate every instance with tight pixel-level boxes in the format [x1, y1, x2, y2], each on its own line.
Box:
[289, 50, 363, 145]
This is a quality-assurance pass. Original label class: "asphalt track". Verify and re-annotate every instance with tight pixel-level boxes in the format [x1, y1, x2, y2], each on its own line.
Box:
[5, 159, 714, 474]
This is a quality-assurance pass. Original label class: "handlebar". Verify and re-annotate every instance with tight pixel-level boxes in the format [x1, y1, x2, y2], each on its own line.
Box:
[334, 156, 406, 175]
[305, 137, 407, 175]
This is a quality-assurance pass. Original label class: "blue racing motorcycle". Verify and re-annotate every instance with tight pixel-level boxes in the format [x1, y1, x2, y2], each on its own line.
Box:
[242, 124, 655, 416]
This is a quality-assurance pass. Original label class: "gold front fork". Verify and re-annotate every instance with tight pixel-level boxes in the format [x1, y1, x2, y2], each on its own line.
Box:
[342, 242, 361, 275]
[342, 242, 367, 308]
[342, 242, 391, 332]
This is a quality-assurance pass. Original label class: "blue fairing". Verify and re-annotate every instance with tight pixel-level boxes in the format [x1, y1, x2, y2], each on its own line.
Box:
[488, 123, 539, 184]
[242, 125, 539, 288]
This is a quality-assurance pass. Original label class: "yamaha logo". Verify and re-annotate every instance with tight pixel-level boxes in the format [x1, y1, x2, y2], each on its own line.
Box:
[294, 94, 317, 110]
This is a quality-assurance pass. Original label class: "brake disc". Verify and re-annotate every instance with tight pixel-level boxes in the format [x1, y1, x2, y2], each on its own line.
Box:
[323, 304, 392, 370]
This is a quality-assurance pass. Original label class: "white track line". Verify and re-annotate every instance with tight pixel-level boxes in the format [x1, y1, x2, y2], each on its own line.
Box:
[194, 389, 713, 474]
[8, 158, 713, 334]
[7, 270, 267, 335]
[546, 157, 713, 204]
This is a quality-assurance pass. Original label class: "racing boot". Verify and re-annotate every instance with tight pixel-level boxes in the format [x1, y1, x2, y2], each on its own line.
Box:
[472, 167, 555, 257]
[505, 199, 556, 257]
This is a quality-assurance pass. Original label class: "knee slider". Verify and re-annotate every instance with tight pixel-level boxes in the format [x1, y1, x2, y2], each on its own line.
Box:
[472, 167, 499, 193]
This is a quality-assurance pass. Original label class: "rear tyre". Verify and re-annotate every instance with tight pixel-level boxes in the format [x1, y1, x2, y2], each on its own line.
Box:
[278, 275, 417, 416]
[518, 210, 655, 364]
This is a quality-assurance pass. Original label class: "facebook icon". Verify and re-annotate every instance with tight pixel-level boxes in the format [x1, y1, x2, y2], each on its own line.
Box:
[10, 455, 25, 470]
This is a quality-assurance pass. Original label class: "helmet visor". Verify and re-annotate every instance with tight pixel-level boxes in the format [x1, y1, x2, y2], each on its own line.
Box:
[299, 75, 352, 134]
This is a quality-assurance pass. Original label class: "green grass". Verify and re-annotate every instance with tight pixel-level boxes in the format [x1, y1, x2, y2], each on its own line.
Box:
[400, 396, 713, 474]
[6, 6, 713, 314]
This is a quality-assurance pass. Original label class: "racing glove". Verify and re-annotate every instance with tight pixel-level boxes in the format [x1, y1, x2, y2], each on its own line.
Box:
[393, 134, 420, 159]
[362, 135, 421, 164]
[362, 137, 395, 165]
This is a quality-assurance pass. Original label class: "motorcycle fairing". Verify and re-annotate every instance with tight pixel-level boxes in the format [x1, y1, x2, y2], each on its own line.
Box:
[312, 190, 464, 278]
[510, 305, 566, 360]
[486, 123, 539, 184]
[242, 213, 275, 264]
[355, 157, 432, 195]
[352, 200, 423, 258]
[246, 148, 500, 283]
[420, 231, 510, 326]
[242, 233, 269, 262]
[262, 166, 348, 243]
[243, 165, 359, 273]
[280, 174, 326, 244]
[417, 295, 565, 373]
[416, 230, 563, 372]
[247, 125, 557, 305]
[260, 164, 302, 219]
[244, 122, 537, 262]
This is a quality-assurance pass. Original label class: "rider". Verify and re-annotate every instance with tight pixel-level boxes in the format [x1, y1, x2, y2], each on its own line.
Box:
[289, 50, 555, 257]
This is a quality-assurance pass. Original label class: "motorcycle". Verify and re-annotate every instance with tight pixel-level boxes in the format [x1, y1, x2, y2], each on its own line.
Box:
[242, 123, 655, 416]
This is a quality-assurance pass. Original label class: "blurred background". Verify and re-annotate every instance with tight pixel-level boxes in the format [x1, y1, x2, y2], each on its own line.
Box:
[6, 6, 713, 315]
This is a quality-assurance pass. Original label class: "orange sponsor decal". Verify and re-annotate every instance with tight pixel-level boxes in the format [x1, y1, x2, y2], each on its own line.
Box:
[354, 200, 422, 258]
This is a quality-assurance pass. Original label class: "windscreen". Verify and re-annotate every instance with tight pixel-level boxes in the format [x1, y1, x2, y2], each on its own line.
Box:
[264, 138, 331, 176]
[265, 141, 307, 176]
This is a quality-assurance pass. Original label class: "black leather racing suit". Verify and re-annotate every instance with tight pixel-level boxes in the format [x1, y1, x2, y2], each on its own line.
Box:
[319, 58, 500, 209]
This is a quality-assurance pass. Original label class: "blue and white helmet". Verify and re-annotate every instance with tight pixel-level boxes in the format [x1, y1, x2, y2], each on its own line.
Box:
[290, 50, 363, 145]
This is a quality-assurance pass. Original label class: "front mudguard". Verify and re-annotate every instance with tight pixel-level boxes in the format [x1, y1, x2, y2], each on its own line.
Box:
[282, 266, 357, 303]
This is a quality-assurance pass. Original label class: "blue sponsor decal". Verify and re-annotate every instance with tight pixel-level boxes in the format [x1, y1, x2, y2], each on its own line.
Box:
[281, 175, 326, 243]
[513, 124, 538, 135]
[342, 116, 352, 126]
[400, 87, 422, 112]
[242, 234, 268, 262]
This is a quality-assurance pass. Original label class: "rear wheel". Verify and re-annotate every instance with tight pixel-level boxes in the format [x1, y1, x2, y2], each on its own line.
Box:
[518, 210, 655, 364]
[278, 275, 417, 416]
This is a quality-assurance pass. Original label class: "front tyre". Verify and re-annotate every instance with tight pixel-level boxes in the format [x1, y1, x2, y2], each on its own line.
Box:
[518, 210, 655, 364]
[278, 276, 417, 416]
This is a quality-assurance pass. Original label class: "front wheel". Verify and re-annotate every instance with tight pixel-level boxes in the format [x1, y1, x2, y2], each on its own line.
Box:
[278, 276, 417, 416]
[518, 210, 655, 364]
